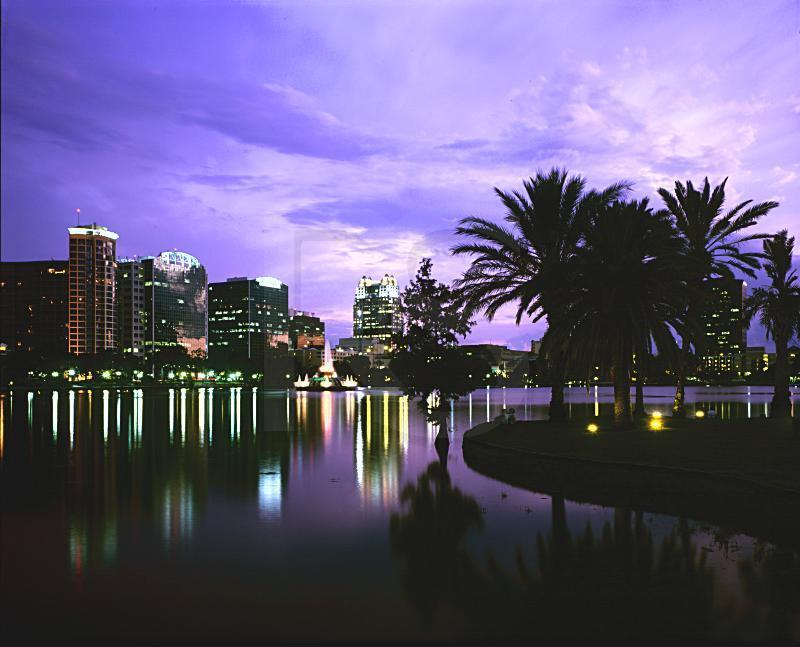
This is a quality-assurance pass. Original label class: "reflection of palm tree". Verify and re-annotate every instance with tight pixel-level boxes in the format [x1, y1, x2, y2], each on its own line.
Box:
[482, 508, 715, 639]
[734, 545, 800, 640]
[390, 464, 720, 638]
[389, 461, 483, 631]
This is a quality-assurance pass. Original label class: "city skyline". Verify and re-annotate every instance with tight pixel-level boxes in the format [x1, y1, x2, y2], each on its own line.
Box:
[2, 0, 799, 349]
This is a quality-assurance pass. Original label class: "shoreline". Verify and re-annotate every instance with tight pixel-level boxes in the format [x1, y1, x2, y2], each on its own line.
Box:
[462, 417, 800, 547]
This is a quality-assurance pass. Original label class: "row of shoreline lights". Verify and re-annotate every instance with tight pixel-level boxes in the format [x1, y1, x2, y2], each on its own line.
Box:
[586, 409, 706, 434]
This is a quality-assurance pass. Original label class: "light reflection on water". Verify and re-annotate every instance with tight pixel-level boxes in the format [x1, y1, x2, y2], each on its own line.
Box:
[1, 385, 799, 640]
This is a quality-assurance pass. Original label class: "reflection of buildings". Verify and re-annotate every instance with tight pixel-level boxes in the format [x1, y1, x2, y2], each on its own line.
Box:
[354, 392, 408, 509]
[0, 260, 68, 356]
[208, 276, 289, 362]
[353, 274, 401, 343]
[701, 278, 746, 377]
[6, 388, 299, 589]
[68, 224, 118, 354]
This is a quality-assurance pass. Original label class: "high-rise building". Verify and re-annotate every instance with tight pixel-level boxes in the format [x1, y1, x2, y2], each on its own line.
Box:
[353, 274, 401, 343]
[148, 251, 207, 355]
[116, 258, 147, 356]
[208, 276, 289, 362]
[116, 251, 208, 357]
[289, 309, 325, 349]
[0, 261, 68, 356]
[68, 224, 118, 354]
[701, 278, 747, 377]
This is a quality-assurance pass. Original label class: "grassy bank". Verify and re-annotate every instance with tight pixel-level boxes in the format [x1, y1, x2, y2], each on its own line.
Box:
[463, 416, 800, 545]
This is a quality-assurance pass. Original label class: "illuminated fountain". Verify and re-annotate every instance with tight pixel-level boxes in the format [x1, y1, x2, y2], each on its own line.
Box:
[294, 340, 359, 391]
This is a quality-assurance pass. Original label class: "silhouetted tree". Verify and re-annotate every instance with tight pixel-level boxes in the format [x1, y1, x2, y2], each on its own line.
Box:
[452, 168, 629, 421]
[658, 177, 777, 415]
[391, 258, 487, 443]
[745, 230, 800, 418]
[548, 199, 686, 428]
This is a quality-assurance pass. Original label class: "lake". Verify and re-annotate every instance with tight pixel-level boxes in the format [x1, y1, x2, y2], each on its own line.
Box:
[2, 386, 799, 639]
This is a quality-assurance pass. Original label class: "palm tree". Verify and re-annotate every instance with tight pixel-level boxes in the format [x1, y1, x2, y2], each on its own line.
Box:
[551, 199, 686, 428]
[745, 231, 800, 418]
[657, 178, 778, 416]
[452, 168, 630, 421]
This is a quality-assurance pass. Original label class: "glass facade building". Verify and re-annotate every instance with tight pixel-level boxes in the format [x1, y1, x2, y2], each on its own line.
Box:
[208, 276, 289, 362]
[116, 251, 207, 357]
[701, 278, 747, 377]
[149, 251, 208, 355]
[68, 224, 118, 354]
[352, 274, 401, 343]
[0, 260, 68, 357]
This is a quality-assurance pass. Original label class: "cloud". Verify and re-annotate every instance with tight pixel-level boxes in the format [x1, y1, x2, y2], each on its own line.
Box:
[3, 0, 798, 353]
[1, 18, 391, 162]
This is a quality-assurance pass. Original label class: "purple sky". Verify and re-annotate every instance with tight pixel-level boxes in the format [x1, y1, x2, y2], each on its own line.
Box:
[2, 0, 798, 349]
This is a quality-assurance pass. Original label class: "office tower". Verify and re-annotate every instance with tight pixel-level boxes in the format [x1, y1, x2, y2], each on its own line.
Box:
[147, 251, 207, 355]
[0, 261, 68, 356]
[116, 258, 147, 356]
[289, 310, 325, 349]
[352, 274, 401, 343]
[68, 224, 118, 354]
[116, 251, 208, 357]
[701, 278, 747, 377]
[208, 276, 289, 362]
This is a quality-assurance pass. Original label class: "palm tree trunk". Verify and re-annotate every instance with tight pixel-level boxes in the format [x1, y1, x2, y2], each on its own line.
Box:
[634, 381, 645, 417]
[772, 333, 791, 418]
[673, 338, 690, 417]
[613, 365, 632, 429]
[549, 350, 567, 422]
[634, 347, 647, 417]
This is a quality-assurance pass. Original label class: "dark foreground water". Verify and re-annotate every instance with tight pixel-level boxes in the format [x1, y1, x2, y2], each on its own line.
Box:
[2, 386, 799, 640]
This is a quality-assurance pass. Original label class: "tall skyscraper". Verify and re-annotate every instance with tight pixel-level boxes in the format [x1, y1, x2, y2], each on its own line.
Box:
[701, 278, 747, 377]
[116, 251, 208, 357]
[116, 258, 147, 356]
[289, 310, 325, 349]
[68, 224, 118, 355]
[208, 276, 289, 362]
[0, 261, 68, 357]
[353, 274, 401, 343]
[148, 251, 207, 355]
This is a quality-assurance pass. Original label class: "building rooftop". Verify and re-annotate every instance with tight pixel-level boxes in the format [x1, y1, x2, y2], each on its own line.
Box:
[68, 223, 119, 240]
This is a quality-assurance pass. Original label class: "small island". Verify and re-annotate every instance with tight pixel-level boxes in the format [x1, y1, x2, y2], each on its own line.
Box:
[464, 413, 800, 546]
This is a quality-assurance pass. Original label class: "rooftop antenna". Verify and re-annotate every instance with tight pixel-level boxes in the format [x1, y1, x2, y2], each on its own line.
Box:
[75, 207, 81, 225]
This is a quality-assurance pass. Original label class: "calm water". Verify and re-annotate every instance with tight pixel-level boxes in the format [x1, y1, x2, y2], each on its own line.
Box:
[2, 386, 799, 640]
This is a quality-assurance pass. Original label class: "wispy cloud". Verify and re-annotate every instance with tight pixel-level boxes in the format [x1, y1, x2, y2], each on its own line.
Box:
[2, 0, 798, 349]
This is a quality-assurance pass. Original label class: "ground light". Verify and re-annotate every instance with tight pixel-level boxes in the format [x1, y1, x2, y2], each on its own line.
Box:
[695, 410, 705, 419]
[587, 423, 599, 433]
[649, 417, 663, 431]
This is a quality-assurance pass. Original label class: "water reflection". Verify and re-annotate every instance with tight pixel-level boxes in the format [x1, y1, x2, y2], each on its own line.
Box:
[389, 462, 799, 639]
[390, 461, 483, 630]
[0, 386, 798, 640]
